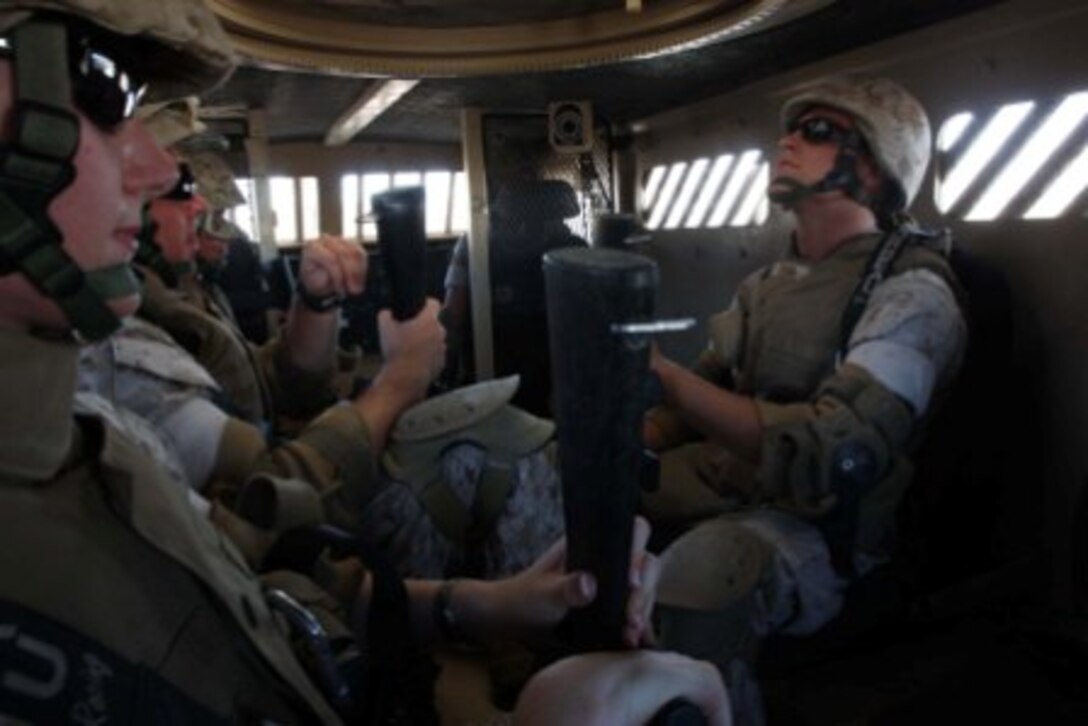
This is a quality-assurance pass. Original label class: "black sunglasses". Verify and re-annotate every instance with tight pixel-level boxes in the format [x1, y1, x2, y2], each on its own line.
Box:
[161, 163, 197, 201]
[787, 115, 857, 146]
[0, 31, 147, 131]
[69, 34, 147, 131]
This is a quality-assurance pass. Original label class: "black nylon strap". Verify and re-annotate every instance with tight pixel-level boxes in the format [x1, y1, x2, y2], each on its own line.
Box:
[0, 191, 121, 340]
[836, 224, 916, 361]
[261, 524, 440, 725]
[0, 21, 122, 340]
[0, 598, 227, 725]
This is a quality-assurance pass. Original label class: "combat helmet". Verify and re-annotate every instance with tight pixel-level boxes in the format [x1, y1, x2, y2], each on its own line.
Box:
[0, 0, 236, 340]
[776, 74, 932, 217]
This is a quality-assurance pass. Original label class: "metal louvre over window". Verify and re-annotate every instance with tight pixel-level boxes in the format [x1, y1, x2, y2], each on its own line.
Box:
[642, 149, 770, 231]
[936, 91, 1088, 221]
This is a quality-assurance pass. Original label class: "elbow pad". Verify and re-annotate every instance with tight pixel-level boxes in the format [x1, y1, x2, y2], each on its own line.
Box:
[755, 365, 914, 518]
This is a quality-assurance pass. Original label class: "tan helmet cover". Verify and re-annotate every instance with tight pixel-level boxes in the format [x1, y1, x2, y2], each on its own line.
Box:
[0, 0, 236, 99]
[138, 96, 207, 148]
[202, 214, 244, 240]
[781, 74, 932, 210]
[392, 375, 527, 443]
[186, 151, 244, 209]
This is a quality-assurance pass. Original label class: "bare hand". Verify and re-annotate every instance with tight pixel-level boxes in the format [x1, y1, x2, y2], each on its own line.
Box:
[377, 298, 447, 399]
[486, 516, 660, 647]
[513, 650, 731, 726]
[298, 234, 367, 299]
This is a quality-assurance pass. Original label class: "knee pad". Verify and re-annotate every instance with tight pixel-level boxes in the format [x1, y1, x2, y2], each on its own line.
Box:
[655, 519, 776, 671]
[657, 517, 775, 610]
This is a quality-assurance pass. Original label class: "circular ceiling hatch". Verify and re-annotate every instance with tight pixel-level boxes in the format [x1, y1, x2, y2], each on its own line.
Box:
[207, 0, 834, 76]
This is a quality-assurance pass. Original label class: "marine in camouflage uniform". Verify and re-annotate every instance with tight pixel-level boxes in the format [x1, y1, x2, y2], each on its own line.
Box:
[79, 306, 565, 579]
[0, 0, 732, 721]
[80, 109, 564, 579]
[644, 75, 967, 718]
[0, 2, 338, 720]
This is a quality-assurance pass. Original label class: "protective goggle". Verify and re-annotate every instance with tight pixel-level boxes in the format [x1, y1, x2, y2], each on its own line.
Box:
[0, 31, 146, 131]
[786, 115, 858, 146]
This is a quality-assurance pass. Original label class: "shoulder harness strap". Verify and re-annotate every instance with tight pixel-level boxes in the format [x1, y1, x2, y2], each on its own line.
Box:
[836, 223, 949, 361]
[0, 21, 126, 341]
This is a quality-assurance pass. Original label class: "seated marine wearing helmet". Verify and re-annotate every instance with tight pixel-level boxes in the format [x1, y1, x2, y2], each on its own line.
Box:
[81, 190, 566, 582]
[77, 93, 567, 581]
[642, 74, 967, 718]
[0, 1, 730, 724]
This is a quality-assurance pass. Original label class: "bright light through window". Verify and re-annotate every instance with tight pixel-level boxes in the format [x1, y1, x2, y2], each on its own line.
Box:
[361, 173, 392, 239]
[270, 176, 297, 245]
[731, 161, 770, 227]
[646, 163, 688, 230]
[451, 172, 470, 233]
[341, 175, 360, 239]
[230, 177, 256, 240]
[664, 158, 709, 230]
[300, 177, 320, 241]
[685, 155, 734, 228]
[937, 101, 1034, 213]
[708, 150, 761, 227]
[967, 93, 1088, 221]
[937, 112, 974, 153]
[393, 171, 422, 189]
[1025, 143, 1088, 219]
[425, 171, 453, 235]
[642, 166, 666, 212]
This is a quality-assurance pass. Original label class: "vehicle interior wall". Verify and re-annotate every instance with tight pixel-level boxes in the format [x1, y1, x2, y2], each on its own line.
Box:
[632, 0, 1088, 609]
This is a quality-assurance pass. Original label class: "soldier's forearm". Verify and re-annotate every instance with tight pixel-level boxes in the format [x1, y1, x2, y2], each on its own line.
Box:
[283, 300, 340, 372]
[349, 360, 429, 453]
[655, 356, 763, 461]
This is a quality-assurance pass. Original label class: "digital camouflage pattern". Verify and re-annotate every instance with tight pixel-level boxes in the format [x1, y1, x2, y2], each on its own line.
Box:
[139, 97, 207, 149]
[0, 0, 235, 101]
[359, 443, 564, 579]
[187, 151, 246, 210]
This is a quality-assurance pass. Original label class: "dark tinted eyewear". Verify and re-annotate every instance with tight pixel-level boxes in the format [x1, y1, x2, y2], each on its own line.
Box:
[161, 164, 198, 201]
[787, 116, 855, 146]
[0, 34, 146, 131]
[70, 36, 147, 130]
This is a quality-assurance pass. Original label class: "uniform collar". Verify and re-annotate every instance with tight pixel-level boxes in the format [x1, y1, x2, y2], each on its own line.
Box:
[0, 328, 78, 480]
[787, 230, 883, 263]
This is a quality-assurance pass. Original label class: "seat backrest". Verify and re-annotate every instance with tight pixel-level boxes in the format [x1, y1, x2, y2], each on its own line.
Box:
[900, 245, 1018, 590]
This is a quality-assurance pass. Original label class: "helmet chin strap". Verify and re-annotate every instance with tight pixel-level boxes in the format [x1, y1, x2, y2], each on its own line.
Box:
[0, 20, 133, 341]
[769, 135, 874, 212]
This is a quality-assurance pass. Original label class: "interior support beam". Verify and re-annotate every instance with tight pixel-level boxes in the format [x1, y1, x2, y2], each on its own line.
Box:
[461, 108, 495, 380]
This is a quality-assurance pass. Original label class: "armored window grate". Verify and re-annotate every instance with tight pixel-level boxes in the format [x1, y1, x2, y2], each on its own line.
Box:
[642, 149, 769, 231]
[936, 90, 1088, 221]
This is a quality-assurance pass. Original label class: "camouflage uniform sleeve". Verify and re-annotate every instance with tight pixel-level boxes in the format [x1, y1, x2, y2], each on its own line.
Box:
[253, 335, 339, 421]
[752, 262, 965, 520]
[211, 403, 380, 534]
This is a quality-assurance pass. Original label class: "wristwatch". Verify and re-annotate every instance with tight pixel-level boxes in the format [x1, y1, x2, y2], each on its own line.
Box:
[295, 280, 342, 312]
[433, 579, 470, 644]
